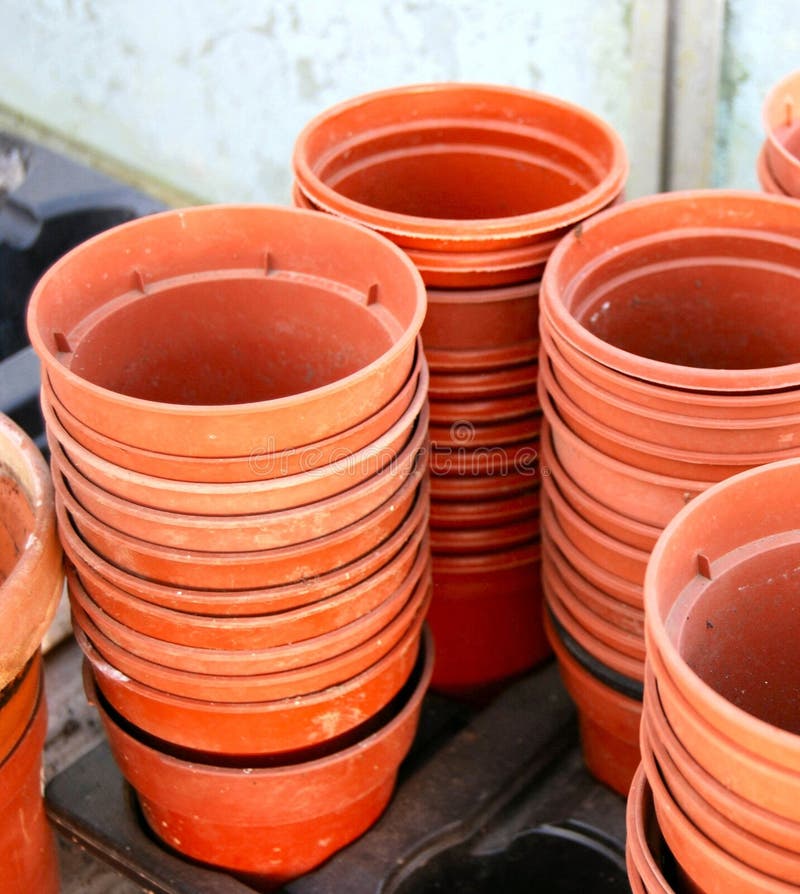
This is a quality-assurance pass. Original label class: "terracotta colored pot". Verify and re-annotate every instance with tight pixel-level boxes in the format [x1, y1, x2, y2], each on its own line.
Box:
[546, 336, 800, 456]
[87, 599, 430, 756]
[430, 516, 537, 554]
[28, 205, 426, 457]
[69, 550, 430, 677]
[640, 708, 799, 893]
[429, 414, 540, 451]
[68, 528, 428, 650]
[541, 190, 800, 392]
[541, 495, 642, 610]
[58, 481, 429, 617]
[643, 671, 800, 855]
[430, 486, 539, 529]
[42, 347, 424, 483]
[422, 281, 539, 351]
[428, 541, 549, 697]
[542, 543, 644, 638]
[647, 649, 800, 825]
[55, 462, 427, 590]
[762, 69, 800, 198]
[71, 556, 430, 702]
[0, 654, 41, 766]
[542, 382, 707, 527]
[52, 401, 428, 552]
[757, 140, 786, 195]
[542, 471, 649, 585]
[43, 361, 428, 516]
[543, 609, 640, 797]
[429, 362, 538, 401]
[642, 707, 800, 881]
[542, 554, 646, 667]
[425, 340, 539, 372]
[0, 414, 63, 689]
[85, 630, 433, 886]
[645, 457, 800, 772]
[0, 684, 60, 894]
[293, 83, 627, 252]
[430, 440, 539, 481]
[540, 421, 659, 552]
[429, 391, 538, 426]
[626, 764, 678, 894]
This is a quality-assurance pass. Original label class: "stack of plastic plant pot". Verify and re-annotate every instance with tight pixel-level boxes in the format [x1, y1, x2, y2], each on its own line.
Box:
[629, 457, 800, 893]
[538, 188, 800, 796]
[292, 82, 628, 698]
[27, 204, 435, 889]
[759, 69, 800, 197]
[0, 413, 63, 894]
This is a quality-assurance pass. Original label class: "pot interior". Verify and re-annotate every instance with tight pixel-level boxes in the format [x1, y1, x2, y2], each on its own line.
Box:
[66, 277, 395, 405]
[0, 465, 35, 586]
[571, 256, 800, 371]
[672, 539, 800, 734]
[319, 126, 594, 220]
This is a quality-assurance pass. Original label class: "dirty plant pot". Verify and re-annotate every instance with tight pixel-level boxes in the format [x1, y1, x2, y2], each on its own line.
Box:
[27, 204, 426, 457]
[543, 609, 640, 797]
[54, 461, 427, 590]
[41, 347, 424, 483]
[428, 541, 549, 698]
[293, 82, 627, 252]
[0, 414, 62, 690]
[85, 629, 433, 888]
[644, 456, 800, 773]
[57, 483, 429, 617]
[42, 359, 428, 516]
[0, 682, 60, 894]
[51, 400, 429, 552]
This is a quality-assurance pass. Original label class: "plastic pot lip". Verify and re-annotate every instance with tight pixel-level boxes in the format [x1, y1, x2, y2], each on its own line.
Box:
[26, 204, 426, 423]
[762, 70, 800, 195]
[640, 704, 800, 894]
[43, 359, 429, 503]
[41, 346, 424, 482]
[758, 141, 788, 195]
[426, 280, 540, 305]
[626, 764, 674, 894]
[0, 676, 47, 811]
[431, 539, 541, 574]
[644, 458, 800, 768]
[541, 188, 800, 392]
[292, 82, 627, 247]
[425, 341, 539, 372]
[50, 398, 429, 538]
[86, 623, 433, 749]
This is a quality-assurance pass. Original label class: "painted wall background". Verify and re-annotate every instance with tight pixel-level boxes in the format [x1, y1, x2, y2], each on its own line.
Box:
[0, 0, 797, 204]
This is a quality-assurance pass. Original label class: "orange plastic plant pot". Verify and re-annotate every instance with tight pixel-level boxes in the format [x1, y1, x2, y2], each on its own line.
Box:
[762, 69, 800, 198]
[0, 653, 41, 768]
[625, 764, 678, 894]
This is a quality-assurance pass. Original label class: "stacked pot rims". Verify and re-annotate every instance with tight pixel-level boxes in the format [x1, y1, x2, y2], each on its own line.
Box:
[0, 413, 63, 894]
[27, 204, 434, 887]
[759, 69, 800, 197]
[630, 457, 800, 893]
[293, 82, 628, 697]
[538, 189, 800, 796]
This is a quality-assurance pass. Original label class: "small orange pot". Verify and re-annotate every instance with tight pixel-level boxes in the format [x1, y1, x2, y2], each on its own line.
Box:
[85, 630, 433, 887]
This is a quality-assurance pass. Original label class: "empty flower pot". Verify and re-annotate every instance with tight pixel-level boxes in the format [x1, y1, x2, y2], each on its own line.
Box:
[762, 69, 800, 198]
[86, 600, 430, 756]
[41, 347, 424, 483]
[0, 682, 60, 894]
[541, 190, 800, 392]
[54, 461, 427, 590]
[0, 414, 63, 689]
[58, 481, 429, 617]
[27, 205, 426, 457]
[428, 541, 549, 697]
[84, 629, 433, 887]
[71, 555, 430, 702]
[51, 401, 428, 552]
[43, 360, 428, 516]
[293, 82, 627, 251]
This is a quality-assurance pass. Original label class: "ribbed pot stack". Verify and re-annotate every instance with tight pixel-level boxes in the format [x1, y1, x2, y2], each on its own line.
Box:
[27, 204, 433, 888]
[293, 82, 628, 698]
[539, 189, 800, 796]
[628, 457, 800, 893]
